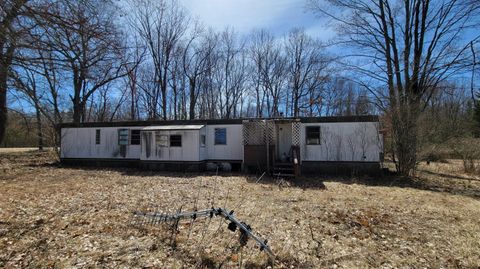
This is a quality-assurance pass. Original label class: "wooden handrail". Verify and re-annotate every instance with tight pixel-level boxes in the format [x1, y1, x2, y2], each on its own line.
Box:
[290, 145, 301, 177]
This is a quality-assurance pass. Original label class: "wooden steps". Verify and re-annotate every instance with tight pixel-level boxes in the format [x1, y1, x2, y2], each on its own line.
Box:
[272, 162, 296, 178]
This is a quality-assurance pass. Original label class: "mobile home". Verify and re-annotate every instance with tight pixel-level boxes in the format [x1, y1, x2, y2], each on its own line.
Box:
[60, 116, 383, 175]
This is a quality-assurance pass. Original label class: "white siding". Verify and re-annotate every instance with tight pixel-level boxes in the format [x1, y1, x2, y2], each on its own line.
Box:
[61, 120, 382, 164]
[206, 124, 243, 160]
[61, 127, 144, 159]
[140, 129, 201, 161]
[301, 122, 382, 162]
[61, 124, 244, 162]
[199, 127, 207, 160]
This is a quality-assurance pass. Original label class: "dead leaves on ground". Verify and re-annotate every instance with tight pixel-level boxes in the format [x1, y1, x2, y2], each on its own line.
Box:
[0, 151, 480, 268]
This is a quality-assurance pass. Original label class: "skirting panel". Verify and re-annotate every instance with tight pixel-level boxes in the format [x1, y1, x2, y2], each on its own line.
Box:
[61, 158, 381, 175]
[140, 161, 206, 172]
[61, 158, 140, 168]
[60, 158, 242, 172]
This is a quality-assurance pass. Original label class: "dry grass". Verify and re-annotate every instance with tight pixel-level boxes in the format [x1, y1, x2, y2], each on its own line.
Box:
[0, 147, 41, 153]
[1, 150, 480, 268]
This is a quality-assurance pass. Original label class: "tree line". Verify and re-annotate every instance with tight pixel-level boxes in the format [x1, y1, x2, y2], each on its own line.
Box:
[1, 0, 480, 175]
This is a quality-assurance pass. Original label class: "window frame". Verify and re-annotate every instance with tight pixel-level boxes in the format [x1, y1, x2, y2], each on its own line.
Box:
[306, 126, 321, 145]
[130, 129, 141, 145]
[95, 129, 101, 145]
[169, 134, 182, 147]
[214, 128, 227, 145]
[200, 134, 206, 147]
[118, 129, 129, 145]
[155, 132, 168, 147]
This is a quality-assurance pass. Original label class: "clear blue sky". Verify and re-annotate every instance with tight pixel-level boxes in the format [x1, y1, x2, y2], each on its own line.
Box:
[179, 0, 333, 39]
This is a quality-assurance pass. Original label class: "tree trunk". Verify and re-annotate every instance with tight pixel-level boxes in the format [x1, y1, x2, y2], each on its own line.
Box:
[0, 0, 27, 145]
[162, 90, 167, 120]
[0, 65, 7, 145]
[189, 79, 196, 120]
[173, 89, 178, 120]
[0, 45, 15, 144]
[130, 84, 136, 120]
[292, 87, 300, 118]
[72, 95, 82, 124]
[293, 96, 299, 117]
[35, 102, 44, 150]
[392, 100, 420, 176]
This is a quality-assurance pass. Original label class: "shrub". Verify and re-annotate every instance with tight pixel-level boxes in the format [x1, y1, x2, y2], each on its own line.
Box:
[450, 138, 480, 174]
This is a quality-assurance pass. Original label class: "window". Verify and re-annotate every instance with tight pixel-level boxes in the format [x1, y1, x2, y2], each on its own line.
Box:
[118, 129, 129, 145]
[155, 132, 168, 147]
[214, 128, 227, 145]
[130, 130, 141, 145]
[200, 134, 206, 147]
[306, 126, 321, 145]
[95, 129, 101, 145]
[170, 135, 182, 147]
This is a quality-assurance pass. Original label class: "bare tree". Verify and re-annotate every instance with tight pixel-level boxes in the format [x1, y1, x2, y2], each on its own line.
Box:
[168, 44, 185, 120]
[10, 66, 44, 149]
[248, 29, 290, 117]
[35, 0, 133, 124]
[137, 64, 158, 119]
[0, 0, 31, 144]
[262, 41, 286, 117]
[309, 0, 480, 175]
[355, 90, 374, 116]
[132, 0, 189, 120]
[248, 29, 272, 117]
[123, 39, 145, 120]
[216, 28, 247, 119]
[284, 28, 328, 117]
[11, 41, 71, 151]
[183, 28, 217, 119]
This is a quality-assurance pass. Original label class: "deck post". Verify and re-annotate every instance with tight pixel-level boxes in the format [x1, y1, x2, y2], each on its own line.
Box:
[266, 121, 270, 175]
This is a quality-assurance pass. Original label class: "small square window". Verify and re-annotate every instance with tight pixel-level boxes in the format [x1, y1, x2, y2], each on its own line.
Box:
[118, 129, 129, 145]
[170, 135, 182, 147]
[130, 130, 141, 145]
[156, 132, 168, 147]
[95, 129, 101, 145]
[200, 134, 206, 147]
[214, 128, 227, 145]
[306, 126, 321, 145]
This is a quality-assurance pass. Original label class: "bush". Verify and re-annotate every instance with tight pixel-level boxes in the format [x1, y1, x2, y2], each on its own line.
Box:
[449, 138, 480, 174]
[420, 151, 449, 163]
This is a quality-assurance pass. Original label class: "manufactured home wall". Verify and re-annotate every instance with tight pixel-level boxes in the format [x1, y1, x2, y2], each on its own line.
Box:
[199, 127, 207, 160]
[140, 129, 201, 162]
[205, 125, 243, 161]
[301, 122, 382, 162]
[61, 127, 144, 159]
[61, 124, 243, 162]
[61, 120, 382, 168]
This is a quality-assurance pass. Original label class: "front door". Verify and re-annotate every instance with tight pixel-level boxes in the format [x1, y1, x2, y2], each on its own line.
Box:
[277, 123, 292, 161]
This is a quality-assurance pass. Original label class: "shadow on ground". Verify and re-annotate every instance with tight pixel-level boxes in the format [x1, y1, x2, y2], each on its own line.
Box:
[417, 168, 480, 182]
[244, 167, 480, 200]
[322, 175, 480, 200]
[4, 149, 479, 200]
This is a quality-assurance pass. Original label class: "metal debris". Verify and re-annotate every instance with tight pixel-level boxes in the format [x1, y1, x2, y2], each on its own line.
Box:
[133, 207, 275, 258]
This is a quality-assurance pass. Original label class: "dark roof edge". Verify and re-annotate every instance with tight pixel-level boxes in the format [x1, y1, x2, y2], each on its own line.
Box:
[59, 115, 379, 128]
[300, 115, 379, 123]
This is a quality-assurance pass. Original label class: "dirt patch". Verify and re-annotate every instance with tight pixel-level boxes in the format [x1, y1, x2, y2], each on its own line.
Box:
[0, 151, 479, 268]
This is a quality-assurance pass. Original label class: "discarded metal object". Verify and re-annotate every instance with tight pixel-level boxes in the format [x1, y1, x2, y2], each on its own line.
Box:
[255, 172, 266, 183]
[133, 207, 275, 258]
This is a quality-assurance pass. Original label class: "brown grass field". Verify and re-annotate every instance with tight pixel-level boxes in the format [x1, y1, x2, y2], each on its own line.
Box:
[0, 149, 479, 268]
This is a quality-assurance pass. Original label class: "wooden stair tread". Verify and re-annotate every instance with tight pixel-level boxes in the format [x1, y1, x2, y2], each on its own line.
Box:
[273, 166, 294, 170]
[272, 161, 297, 179]
[273, 173, 295, 177]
